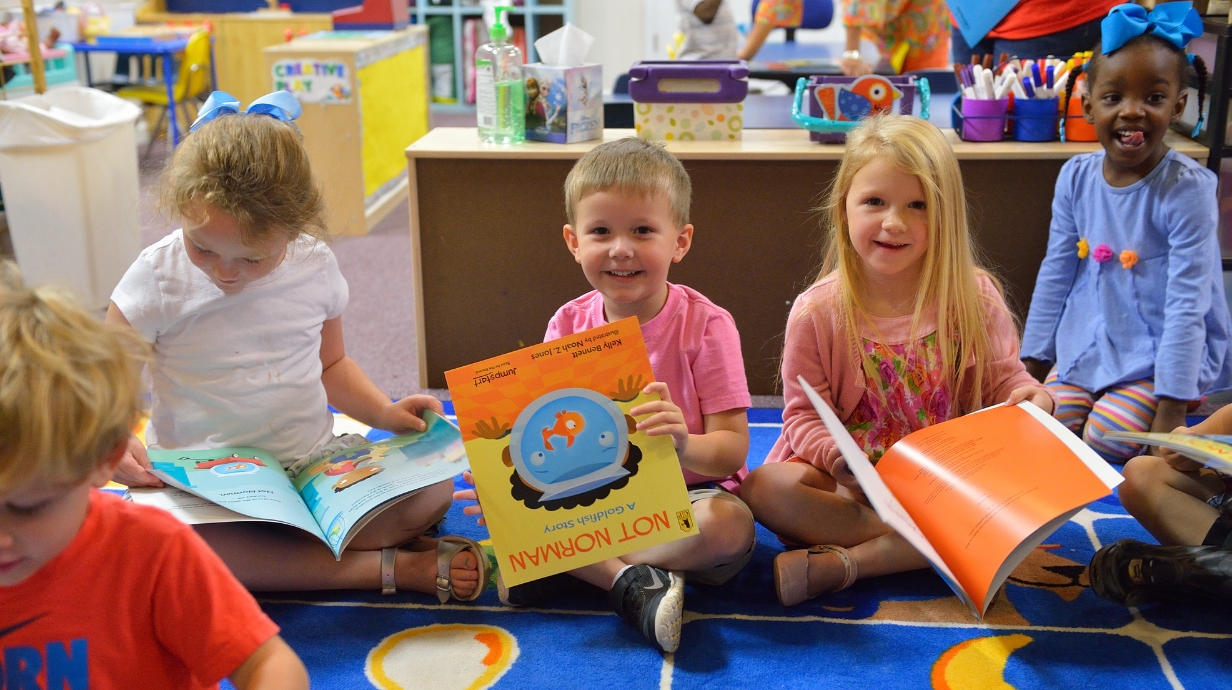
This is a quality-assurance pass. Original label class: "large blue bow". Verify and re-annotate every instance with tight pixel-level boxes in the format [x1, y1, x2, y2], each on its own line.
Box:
[188, 90, 302, 133]
[1102, 2, 1203, 55]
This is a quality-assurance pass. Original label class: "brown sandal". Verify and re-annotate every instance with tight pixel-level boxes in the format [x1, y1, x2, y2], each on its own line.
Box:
[773, 545, 858, 607]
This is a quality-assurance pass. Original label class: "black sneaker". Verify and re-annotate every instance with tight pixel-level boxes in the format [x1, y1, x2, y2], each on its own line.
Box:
[496, 569, 571, 607]
[1090, 539, 1232, 607]
[608, 565, 684, 653]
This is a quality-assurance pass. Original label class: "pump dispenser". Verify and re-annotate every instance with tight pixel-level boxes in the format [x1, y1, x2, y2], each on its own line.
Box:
[476, 5, 525, 144]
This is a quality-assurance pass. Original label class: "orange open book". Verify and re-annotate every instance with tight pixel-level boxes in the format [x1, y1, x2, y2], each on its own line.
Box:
[797, 375, 1123, 619]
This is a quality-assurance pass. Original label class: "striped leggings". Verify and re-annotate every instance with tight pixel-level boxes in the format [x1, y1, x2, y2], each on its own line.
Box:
[1045, 368, 1157, 463]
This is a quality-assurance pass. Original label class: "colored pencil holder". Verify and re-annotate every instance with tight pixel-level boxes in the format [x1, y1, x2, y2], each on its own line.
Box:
[956, 97, 1008, 142]
[1014, 97, 1059, 142]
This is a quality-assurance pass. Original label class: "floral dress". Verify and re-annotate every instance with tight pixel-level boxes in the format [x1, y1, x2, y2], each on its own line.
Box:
[845, 332, 956, 462]
[843, 0, 950, 71]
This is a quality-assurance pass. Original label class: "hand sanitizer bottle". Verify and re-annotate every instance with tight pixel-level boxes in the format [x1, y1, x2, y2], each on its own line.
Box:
[476, 5, 525, 144]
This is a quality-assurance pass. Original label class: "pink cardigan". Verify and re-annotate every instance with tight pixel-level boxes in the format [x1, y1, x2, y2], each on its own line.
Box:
[765, 273, 1051, 475]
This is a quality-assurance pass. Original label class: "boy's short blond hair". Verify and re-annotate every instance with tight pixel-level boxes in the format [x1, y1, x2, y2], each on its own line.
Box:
[564, 138, 692, 227]
[0, 267, 147, 492]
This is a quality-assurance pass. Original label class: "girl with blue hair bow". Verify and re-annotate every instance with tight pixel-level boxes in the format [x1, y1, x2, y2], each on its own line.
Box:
[103, 92, 489, 601]
[1023, 3, 1231, 459]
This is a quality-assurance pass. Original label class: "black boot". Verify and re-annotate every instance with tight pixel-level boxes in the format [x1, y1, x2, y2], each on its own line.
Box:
[1090, 539, 1232, 607]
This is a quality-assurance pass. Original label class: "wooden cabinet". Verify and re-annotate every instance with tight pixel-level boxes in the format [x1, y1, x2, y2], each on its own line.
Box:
[266, 27, 429, 236]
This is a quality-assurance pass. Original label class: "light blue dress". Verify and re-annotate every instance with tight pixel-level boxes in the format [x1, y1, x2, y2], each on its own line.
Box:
[1021, 148, 1232, 400]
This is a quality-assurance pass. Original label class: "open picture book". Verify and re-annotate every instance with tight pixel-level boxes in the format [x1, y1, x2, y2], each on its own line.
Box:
[126, 410, 468, 559]
[1102, 432, 1232, 473]
[797, 375, 1123, 619]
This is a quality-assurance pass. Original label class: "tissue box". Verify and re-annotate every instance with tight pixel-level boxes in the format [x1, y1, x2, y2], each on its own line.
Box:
[523, 63, 603, 143]
[628, 60, 748, 141]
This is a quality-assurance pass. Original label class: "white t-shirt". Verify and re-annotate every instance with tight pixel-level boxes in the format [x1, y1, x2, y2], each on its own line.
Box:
[676, 0, 739, 60]
[112, 230, 348, 466]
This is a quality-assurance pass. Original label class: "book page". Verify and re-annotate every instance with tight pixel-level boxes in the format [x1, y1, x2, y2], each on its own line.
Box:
[1102, 432, 1232, 473]
[147, 447, 325, 545]
[290, 410, 470, 555]
[127, 486, 264, 524]
[875, 404, 1116, 615]
[447, 319, 698, 586]
[795, 376, 960, 591]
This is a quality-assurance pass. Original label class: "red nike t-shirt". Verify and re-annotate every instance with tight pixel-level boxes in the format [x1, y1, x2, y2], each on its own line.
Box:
[0, 491, 278, 689]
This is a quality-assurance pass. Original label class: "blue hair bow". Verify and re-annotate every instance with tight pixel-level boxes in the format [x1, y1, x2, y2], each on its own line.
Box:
[188, 90, 302, 133]
[1102, 2, 1203, 56]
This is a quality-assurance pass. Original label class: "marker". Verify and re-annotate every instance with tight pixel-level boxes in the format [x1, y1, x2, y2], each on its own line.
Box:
[1023, 77, 1036, 99]
[1031, 62, 1043, 89]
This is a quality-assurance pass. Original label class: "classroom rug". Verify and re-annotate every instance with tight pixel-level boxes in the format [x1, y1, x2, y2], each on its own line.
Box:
[250, 406, 1232, 690]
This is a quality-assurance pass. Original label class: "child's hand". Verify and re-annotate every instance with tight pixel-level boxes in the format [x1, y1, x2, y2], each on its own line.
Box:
[452, 471, 486, 526]
[1158, 425, 1204, 472]
[378, 394, 446, 434]
[829, 455, 862, 493]
[629, 382, 689, 454]
[113, 433, 164, 487]
[1006, 385, 1054, 414]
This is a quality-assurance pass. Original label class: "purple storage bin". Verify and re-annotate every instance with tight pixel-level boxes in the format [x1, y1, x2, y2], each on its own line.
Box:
[806, 75, 917, 144]
[628, 60, 749, 104]
[958, 97, 1009, 142]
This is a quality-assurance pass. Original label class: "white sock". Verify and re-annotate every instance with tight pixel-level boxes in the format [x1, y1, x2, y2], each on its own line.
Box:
[612, 564, 635, 588]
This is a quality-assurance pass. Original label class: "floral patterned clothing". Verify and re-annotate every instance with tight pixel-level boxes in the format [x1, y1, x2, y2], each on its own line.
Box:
[754, 0, 803, 27]
[846, 332, 955, 462]
[843, 0, 950, 71]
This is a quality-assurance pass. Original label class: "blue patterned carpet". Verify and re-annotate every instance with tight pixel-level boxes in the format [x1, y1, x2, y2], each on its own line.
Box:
[250, 407, 1232, 689]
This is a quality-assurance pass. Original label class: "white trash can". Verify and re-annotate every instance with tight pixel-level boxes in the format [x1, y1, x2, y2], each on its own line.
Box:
[0, 87, 142, 308]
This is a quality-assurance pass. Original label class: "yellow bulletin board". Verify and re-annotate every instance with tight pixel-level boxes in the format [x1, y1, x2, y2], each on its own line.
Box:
[265, 27, 428, 236]
[359, 45, 428, 202]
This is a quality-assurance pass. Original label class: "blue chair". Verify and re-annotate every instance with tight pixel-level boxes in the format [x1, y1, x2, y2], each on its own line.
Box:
[750, 0, 833, 41]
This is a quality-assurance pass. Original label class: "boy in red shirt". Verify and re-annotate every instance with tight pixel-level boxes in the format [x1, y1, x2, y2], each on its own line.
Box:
[0, 271, 308, 690]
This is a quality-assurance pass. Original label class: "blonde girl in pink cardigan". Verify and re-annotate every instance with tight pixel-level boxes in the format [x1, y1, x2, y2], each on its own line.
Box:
[741, 115, 1054, 607]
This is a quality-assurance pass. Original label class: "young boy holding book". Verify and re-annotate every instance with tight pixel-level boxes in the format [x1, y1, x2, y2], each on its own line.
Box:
[0, 270, 308, 689]
[1090, 405, 1232, 606]
[456, 137, 756, 653]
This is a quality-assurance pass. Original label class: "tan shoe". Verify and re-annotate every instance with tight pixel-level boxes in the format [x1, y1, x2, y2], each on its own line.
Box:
[773, 545, 858, 607]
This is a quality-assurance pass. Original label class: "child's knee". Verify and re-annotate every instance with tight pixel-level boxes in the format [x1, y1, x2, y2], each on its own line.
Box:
[696, 498, 755, 561]
[741, 463, 789, 515]
[1119, 455, 1168, 513]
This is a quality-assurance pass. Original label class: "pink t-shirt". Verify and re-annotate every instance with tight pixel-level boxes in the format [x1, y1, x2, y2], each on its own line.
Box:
[545, 283, 752, 491]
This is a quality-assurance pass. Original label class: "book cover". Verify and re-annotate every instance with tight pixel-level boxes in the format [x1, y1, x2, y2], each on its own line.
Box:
[445, 317, 698, 586]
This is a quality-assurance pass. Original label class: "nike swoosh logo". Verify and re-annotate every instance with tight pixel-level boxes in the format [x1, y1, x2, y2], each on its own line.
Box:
[0, 614, 47, 641]
[646, 569, 664, 591]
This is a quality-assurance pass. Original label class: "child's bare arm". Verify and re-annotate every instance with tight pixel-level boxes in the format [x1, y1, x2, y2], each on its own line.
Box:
[229, 635, 308, 690]
[319, 316, 443, 433]
[630, 382, 749, 479]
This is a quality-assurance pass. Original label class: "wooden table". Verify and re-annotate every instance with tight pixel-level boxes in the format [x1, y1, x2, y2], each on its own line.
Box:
[406, 127, 1208, 395]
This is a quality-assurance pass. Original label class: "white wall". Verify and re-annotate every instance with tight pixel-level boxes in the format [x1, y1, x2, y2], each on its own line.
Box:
[575, 0, 646, 92]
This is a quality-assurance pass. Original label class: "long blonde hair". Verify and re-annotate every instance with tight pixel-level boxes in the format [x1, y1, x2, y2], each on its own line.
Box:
[814, 115, 1003, 413]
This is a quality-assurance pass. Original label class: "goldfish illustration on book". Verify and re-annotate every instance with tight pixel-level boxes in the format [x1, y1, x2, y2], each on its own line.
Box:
[814, 75, 903, 122]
